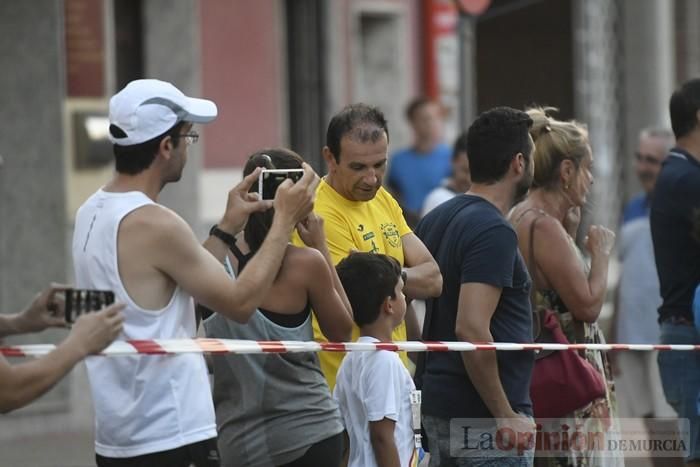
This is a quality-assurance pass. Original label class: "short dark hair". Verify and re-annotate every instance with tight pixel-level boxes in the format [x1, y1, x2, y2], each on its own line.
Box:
[466, 106, 533, 184]
[405, 97, 434, 122]
[326, 103, 390, 162]
[242, 148, 304, 252]
[112, 122, 185, 175]
[670, 79, 700, 139]
[452, 130, 468, 160]
[336, 252, 401, 327]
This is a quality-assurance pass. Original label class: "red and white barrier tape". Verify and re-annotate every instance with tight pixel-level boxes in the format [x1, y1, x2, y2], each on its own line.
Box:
[2, 339, 700, 358]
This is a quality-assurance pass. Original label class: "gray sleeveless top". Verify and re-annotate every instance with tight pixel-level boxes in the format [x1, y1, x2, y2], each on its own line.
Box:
[203, 304, 343, 467]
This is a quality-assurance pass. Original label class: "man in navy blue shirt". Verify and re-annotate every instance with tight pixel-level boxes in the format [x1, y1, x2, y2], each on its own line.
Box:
[650, 79, 700, 465]
[416, 107, 536, 466]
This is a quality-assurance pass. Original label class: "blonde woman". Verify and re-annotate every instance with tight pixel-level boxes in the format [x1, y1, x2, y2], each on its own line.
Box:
[508, 108, 621, 466]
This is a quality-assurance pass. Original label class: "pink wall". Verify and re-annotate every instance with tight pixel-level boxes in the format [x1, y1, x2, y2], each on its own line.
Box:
[200, 0, 283, 168]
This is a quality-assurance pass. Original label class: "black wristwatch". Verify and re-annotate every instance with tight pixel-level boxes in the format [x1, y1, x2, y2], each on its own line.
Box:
[209, 224, 237, 251]
[401, 269, 408, 286]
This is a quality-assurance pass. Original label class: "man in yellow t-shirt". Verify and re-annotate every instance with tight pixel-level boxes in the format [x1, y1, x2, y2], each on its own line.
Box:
[293, 103, 443, 390]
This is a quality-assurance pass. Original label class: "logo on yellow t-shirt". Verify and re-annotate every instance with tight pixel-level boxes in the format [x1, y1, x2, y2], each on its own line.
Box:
[381, 222, 401, 248]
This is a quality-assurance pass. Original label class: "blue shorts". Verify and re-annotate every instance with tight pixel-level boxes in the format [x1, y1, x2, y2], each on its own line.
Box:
[658, 322, 700, 461]
[423, 414, 534, 467]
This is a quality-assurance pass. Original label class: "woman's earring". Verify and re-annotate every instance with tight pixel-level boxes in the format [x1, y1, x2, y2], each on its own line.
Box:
[565, 184, 569, 190]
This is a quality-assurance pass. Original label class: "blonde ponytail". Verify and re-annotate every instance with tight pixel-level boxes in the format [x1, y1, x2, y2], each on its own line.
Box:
[525, 107, 589, 189]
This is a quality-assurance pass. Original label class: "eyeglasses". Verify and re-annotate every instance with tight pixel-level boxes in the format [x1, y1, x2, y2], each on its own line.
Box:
[174, 132, 199, 145]
[635, 152, 662, 166]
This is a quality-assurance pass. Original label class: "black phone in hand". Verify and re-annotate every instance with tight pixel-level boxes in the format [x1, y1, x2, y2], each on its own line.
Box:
[64, 289, 115, 323]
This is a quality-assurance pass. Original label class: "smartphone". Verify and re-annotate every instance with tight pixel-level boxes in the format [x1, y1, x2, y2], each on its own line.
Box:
[258, 169, 304, 200]
[64, 289, 115, 323]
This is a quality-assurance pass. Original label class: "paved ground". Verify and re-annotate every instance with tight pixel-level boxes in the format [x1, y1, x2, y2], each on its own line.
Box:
[0, 430, 95, 467]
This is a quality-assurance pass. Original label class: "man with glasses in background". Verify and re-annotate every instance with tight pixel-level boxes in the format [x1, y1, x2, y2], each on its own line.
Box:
[613, 128, 677, 457]
[623, 129, 674, 223]
[72, 79, 317, 466]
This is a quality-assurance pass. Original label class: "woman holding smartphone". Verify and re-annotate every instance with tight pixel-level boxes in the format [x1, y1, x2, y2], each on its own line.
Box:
[203, 148, 354, 467]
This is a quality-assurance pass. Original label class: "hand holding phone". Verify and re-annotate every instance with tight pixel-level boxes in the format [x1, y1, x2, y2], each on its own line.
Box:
[18, 283, 71, 332]
[258, 168, 304, 200]
[271, 163, 319, 227]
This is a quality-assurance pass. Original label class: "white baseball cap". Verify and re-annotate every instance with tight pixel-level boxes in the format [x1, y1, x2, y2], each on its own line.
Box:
[108, 79, 218, 146]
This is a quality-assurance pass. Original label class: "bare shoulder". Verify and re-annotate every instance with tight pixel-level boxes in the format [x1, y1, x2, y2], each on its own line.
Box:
[532, 214, 567, 240]
[119, 204, 194, 245]
[508, 202, 540, 226]
[121, 203, 181, 227]
[507, 201, 527, 222]
[285, 245, 326, 269]
[276, 246, 328, 295]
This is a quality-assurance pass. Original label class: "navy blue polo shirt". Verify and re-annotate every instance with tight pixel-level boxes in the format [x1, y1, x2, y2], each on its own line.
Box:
[650, 147, 700, 323]
[415, 195, 534, 418]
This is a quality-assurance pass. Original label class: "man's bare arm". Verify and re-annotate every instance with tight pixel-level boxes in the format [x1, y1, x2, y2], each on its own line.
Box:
[0, 284, 69, 338]
[0, 305, 123, 413]
[456, 282, 516, 419]
[456, 283, 536, 450]
[158, 164, 319, 323]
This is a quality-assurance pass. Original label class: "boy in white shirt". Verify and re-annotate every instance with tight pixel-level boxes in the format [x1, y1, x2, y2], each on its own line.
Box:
[334, 252, 418, 467]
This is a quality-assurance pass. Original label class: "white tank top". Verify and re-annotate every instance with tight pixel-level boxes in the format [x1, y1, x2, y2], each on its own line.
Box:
[72, 189, 216, 458]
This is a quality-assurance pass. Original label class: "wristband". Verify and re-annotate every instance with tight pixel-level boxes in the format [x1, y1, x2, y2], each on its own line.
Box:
[209, 224, 237, 252]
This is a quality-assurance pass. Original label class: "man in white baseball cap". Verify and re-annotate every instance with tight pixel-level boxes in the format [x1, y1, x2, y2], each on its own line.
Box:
[108, 78, 218, 146]
[72, 79, 319, 466]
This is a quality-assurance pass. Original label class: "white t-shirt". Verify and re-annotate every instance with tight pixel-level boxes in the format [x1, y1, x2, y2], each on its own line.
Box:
[421, 185, 457, 217]
[334, 336, 417, 467]
[616, 215, 662, 344]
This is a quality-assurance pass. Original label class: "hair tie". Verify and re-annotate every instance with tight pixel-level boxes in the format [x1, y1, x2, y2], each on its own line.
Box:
[249, 153, 273, 168]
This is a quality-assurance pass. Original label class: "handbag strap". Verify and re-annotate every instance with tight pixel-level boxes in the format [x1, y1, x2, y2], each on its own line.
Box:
[511, 207, 547, 287]
[512, 208, 547, 333]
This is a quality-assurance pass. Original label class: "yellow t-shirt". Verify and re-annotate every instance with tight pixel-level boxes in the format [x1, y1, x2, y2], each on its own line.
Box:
[292, 179, 412, 390]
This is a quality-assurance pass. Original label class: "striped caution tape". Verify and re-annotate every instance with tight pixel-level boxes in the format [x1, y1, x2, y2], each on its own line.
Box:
[2, 339, 700, 357]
